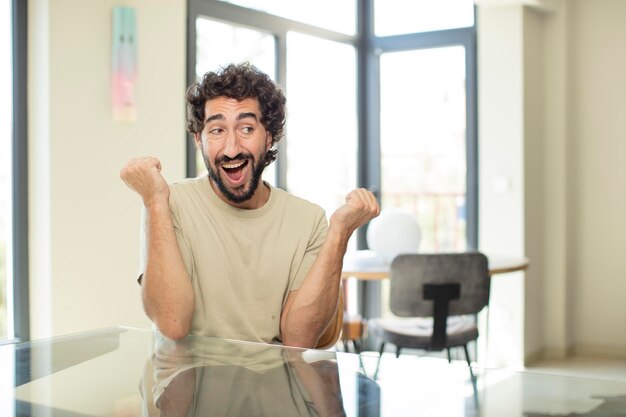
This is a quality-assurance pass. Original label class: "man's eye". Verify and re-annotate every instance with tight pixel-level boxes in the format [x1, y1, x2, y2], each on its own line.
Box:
[208, 128, 223, 135]
[241, 126, 254, 134]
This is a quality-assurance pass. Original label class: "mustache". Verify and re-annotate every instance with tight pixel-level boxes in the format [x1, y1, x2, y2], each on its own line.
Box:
[216, 153, 254, 164]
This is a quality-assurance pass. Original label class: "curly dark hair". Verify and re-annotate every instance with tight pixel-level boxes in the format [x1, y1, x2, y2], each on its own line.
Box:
[186, 63, 286, 166]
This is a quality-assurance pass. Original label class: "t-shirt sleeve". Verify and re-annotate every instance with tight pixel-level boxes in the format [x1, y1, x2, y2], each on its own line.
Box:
[289, 208, 328, 291]
[169, 195, 195, 281]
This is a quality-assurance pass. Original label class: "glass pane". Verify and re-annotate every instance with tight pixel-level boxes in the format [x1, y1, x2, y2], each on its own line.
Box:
[195, 17, 277, 185]
[221, 0, 356, 35]
[286, 32, 357, 248]
[374, 0, 474, 36]
[380, 46, 467, 254]
[0, 0, 13, 341]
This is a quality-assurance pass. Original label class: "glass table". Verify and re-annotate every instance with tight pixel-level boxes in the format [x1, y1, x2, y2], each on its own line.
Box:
[2, 326, 625, 417]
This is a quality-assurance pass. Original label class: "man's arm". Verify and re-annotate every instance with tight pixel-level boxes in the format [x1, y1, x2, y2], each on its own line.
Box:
[121, 157, 194, 340]
[280, 188, 379, 348]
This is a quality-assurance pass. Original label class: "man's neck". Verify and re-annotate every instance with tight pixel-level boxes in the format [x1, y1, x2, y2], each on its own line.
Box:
[208, 178, 271, 210]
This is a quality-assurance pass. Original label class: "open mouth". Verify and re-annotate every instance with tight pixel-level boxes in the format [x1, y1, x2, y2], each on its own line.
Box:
[221, 159, 249, 183]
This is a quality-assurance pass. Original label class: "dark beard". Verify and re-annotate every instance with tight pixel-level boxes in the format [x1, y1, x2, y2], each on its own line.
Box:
[203, 152, 266, 204]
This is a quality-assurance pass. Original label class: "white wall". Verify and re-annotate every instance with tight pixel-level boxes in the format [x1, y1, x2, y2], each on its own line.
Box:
[522, 6, 547, 362]
[477, 4, 527, 368]
[541, 0, 570, 360]
[567, 0, 626, 358]
[479, 0, 626, 364]
[28, 0, 187, 339]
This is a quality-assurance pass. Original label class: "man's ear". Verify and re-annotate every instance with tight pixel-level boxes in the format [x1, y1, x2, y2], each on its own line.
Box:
[194, 133, 202, 150]
[265, 133, 272, 152]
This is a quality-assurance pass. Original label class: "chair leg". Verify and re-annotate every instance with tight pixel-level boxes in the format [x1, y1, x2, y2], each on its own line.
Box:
[447, 347, 452, 363]
[463, 344, 479, 404]
[395, 346, 402, 358]
[463, 344, 476, 382]
[373, 342, 386, 380]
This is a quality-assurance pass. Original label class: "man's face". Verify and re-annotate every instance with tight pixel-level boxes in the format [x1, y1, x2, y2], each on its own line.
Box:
[195, 97, 271, 206]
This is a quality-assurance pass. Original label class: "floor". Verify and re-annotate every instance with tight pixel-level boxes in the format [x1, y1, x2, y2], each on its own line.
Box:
[524, 356, 626, 382]
[347, 350, 626, 417]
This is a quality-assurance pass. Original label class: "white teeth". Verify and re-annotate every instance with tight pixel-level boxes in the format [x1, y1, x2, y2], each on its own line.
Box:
[222, 161, 245, 169]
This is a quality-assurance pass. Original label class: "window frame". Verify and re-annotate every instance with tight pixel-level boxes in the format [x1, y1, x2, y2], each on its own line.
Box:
[186, 0, 477, 340]
[357, 3, 477, 323]
[186, 0, 358, 187]
[371, 25, 479, 252]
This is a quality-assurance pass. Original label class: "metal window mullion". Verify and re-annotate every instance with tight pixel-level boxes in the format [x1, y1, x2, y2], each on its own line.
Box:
[465, 26, 478, 250]
[186, 0, 200, 178]
[357, 0, 383, 351]
[373, 26, 476, 53]
[12, 0, 29, 342]
[275, 32, 288, 190]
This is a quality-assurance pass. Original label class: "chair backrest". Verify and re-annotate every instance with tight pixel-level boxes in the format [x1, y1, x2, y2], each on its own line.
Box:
[389, 253, 489, 317]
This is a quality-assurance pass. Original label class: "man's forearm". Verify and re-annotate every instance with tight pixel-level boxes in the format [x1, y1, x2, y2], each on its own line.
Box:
[281, 187, 379, 348]
[142, 201, 195, 340]
[281, 226, 348, 348]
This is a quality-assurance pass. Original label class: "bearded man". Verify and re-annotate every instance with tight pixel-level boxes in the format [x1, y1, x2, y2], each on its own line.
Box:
[120, 63, 379, 348]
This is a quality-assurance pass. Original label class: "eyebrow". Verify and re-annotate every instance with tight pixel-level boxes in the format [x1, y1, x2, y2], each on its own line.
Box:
[237, 112, 259, 122]
[205, 113, 224, 124]
[205, 112, 259, 124]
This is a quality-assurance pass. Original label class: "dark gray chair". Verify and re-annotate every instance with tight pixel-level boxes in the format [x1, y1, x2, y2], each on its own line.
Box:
[369, 252, 490, 381]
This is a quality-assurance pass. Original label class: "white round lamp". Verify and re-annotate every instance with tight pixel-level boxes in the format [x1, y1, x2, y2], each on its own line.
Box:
[366, 208, 421, 263]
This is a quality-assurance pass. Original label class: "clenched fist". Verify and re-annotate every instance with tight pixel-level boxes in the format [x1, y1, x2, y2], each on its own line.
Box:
[120, 157, 170, 208]
[329, 188, 380, 236]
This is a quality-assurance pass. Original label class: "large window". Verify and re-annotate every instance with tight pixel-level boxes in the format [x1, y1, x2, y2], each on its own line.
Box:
[187, 0, 477, 332]
[187, 0, 359, 234]
[285, 32, 357, 222]
[369, 1, 476, 324]
[380, 46, 468, 252]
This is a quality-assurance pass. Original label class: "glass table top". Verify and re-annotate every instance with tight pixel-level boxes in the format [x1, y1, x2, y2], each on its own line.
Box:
[1, 327, 625, 417]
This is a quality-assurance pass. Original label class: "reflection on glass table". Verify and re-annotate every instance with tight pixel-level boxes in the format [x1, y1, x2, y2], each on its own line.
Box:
[139, 331, 375, 416]
[2, 327, 626, 417]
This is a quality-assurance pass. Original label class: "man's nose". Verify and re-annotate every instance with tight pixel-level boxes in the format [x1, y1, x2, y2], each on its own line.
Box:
[223, 131, 243, 158]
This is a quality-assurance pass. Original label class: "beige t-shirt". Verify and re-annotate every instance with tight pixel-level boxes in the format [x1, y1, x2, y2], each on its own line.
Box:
[140, 176, 328, 344]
